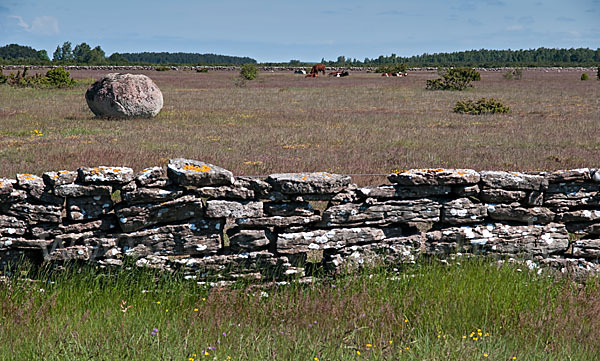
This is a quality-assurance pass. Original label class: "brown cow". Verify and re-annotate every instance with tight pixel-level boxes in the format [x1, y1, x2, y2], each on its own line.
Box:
[310, 64, 326, 75]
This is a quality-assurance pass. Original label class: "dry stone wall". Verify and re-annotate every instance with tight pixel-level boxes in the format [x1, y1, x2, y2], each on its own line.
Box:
[2, 159, 600, 282]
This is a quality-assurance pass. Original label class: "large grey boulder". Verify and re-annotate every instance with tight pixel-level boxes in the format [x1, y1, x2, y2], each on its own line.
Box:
[85, 73, 163, 118]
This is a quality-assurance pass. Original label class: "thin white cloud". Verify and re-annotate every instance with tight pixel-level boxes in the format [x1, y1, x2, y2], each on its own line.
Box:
[8, 15, 59, 35]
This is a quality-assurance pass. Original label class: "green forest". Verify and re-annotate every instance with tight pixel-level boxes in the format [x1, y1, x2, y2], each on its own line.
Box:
[1, 42, 599, 67]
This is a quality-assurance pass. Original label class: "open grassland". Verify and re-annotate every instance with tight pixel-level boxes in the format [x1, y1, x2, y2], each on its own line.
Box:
[1, 260, 599, 360]
[1, 69, 599, 184]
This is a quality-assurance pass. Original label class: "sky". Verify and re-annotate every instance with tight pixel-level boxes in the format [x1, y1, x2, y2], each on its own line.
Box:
[0, 0, 598, 62]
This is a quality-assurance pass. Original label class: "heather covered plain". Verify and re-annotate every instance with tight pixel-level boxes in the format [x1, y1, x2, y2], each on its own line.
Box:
[1, 69, 599, 185]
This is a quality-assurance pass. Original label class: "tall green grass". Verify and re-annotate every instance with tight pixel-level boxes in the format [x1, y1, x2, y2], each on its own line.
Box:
[0, 259, 598, 360]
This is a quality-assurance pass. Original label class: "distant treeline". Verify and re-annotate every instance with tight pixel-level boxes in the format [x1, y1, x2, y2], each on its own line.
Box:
[0, 43, 256, 66]
[320, 48, 600, 68]
[1, 43, 599, 67]
[111, 52, 256, 65]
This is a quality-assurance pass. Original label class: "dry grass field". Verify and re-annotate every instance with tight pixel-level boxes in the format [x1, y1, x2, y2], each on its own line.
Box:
[1, 68, 598, 184]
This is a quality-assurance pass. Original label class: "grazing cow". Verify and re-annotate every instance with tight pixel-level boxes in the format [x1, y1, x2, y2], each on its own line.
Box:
[294, 69, 307, 74]
[310, 64, 326, 75]
[329, 71, 350, 77]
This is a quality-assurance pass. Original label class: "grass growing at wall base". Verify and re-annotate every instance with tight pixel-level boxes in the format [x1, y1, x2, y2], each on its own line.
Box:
[1, 259, 599, 360]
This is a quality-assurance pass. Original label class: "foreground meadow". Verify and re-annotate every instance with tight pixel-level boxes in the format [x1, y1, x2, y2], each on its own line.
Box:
[1, 260, 599, 360]
[1, 69, 599, 184]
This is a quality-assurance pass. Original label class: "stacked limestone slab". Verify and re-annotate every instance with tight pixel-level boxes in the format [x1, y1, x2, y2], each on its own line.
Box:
[1, 160, 600, 281]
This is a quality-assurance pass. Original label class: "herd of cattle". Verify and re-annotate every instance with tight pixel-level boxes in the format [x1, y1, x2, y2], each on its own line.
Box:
[294, 64, 408, 78]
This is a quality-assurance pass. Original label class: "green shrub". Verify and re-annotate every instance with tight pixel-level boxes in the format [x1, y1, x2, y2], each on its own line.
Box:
[43, 67, 75, 87]
[581, 73, 589, 81]
[597, 65, 600, 80]
[196, 68, 208, 73]
[454, 98, 510, 114]
[375, 63, 407, 73]
[240, 64, 258, 80]
[155, 66, 170, 71]
[503, 67, 523, 80]
[426, 67, 481, 91]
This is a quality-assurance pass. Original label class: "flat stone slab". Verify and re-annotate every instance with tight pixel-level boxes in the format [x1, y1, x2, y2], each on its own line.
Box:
[358, 185, 452, 199]
[135, 167, 166, 187]
[78, 166, 134, 184]
[441, 198, 487, 225]
[266, 172, 351, 195]
[43, 170, 78, 187]
[116, 195, 204, 232]
[426, 223, 569, 256]
[487, 203, 555, 224]
[388, 169, 480, 186]
[54, 184, 112, 198]
[205, 200, 263, 218]
[480, 171, 547, 191]
[168, 158, 234, 187]
[544, 169, 591, 183]
[277, 227, 386, 254]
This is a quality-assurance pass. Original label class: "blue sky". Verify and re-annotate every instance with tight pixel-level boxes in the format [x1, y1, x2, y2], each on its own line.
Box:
[1, 0, 598, 62]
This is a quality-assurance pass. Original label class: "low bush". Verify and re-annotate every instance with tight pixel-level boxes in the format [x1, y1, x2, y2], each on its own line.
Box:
[155, 66, 170, 71]
[426, 67, 481, 91]
[196, 68, 209, 73]
[240, 63, 258, 80]
[454, 98, 510, 114]
[581, 73, 589, 81]
[503, 67, 523, 80]
[0, 66, 75, 88]
[375, 63, 407, 73]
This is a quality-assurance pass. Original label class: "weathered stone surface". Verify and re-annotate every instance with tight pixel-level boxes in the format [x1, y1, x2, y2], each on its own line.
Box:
[67, 196, 113, 221]
[116, 195, 204, 232]
[16, 173, 44, 197]
[545, 169, 591, 183]
[388, 168, 480, 186]
[5, 203, 62, 223]
[235, 177, 272, 198]
[321, 199, 441, 227]
[566, 222, 600, 236]
[135, 167, 167, 187]
[266, 172, 351, 195]
[119, 220, 221, 256]
[426, 223, 568, 255]
[277, 227, 386, 254]
[43, 170, 78, 187]
[190, 185, 254, 200]
[168, 158, 234, 187]
[78, 166, 134, 184]
[0, 215, 27, 236]
[358, 185, 451, 199]
[487, 203, 555, 224]
[557, 209, 600, 223]
[442, 198, 487, 225]
[325, 234, 423, 271]
[0, 188, 26, 204]
[55, 184, 112, 198]
[229, 229, 271, 251]
[452, 184, 480, 197]
[14, 174, 62, 205]
[264, 202, 315, 216]
[479, 189, 527, 203]
[527, 191, 544, 206]
[571, 239, 600, 259]
[85, 73, 163, 118]
[121, 187, 183, 205]
[544, 183, 600, 208]
[480, 171, 547, 191]
[0, 178, 14, 196]
[205, 200, 263, 218]
[236, 215, 321, 228]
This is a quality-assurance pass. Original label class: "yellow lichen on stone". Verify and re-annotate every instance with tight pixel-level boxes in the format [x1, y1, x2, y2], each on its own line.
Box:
[183, 163, 211, 173]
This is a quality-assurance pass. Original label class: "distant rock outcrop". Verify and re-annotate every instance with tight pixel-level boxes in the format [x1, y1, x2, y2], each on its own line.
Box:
[85, 73, 163, 118]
